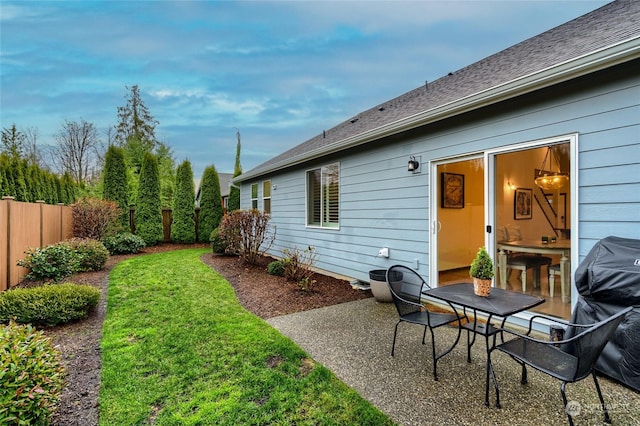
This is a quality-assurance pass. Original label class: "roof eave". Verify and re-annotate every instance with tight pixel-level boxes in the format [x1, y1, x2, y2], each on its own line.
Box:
[235, 36, 640, 184]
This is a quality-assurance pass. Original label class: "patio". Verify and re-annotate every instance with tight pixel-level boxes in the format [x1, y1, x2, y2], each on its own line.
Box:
[268, 298, 640, 426]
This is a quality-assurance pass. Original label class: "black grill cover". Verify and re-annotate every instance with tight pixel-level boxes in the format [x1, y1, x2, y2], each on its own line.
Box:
[570, 297, 640, 391]
[570, 236, 640, 391]
[574, 236, 640, 303]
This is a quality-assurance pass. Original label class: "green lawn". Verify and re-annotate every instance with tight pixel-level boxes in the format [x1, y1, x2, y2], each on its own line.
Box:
[99, 249, 395, 425]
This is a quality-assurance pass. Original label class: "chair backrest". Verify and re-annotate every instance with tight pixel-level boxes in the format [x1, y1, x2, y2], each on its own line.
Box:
[568, 306, 633, 380]
[386, 265, 428, 316]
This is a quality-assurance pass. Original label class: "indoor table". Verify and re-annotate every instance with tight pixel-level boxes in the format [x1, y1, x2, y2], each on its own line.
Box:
[497, 239, 571, 302]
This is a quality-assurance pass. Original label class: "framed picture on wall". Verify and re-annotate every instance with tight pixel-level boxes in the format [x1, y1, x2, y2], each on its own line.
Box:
[514, 188, 533, 220]
[441, 172, 464, 209]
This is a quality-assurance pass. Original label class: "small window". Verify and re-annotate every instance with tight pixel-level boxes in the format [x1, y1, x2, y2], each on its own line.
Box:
[306, 163, 339, 228]
[251, 183, 258, 209]
[263, 180, 271, 214]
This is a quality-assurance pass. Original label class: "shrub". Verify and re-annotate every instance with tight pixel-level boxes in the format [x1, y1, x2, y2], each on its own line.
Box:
[0, 283, 100, 326]
[17, 243, 79, 282]
[72, 197, 122, 240]
[0, 321, 66, 424]
[283, 246, 317, 291]
[66, 238, 109, 272]
[103, 232, 146, 255]
[209, 227, 227, 254]
[218, 209, 275, 264]
[267, 260, 286, 276]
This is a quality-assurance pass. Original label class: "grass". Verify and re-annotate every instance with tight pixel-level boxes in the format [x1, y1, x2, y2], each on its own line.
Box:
[99, 249, 395, 425]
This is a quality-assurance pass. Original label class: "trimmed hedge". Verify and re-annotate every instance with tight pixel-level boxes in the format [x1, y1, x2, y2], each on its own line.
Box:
[0, 283, 101, 326]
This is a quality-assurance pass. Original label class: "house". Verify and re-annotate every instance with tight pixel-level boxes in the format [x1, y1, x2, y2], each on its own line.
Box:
[233, 0, 640, 319]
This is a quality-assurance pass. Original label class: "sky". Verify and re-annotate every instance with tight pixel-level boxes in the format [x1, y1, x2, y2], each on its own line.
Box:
[1, 0, 611, 179]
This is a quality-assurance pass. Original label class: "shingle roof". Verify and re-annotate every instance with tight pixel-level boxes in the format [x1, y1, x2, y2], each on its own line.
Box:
[238, 0, 640, 181]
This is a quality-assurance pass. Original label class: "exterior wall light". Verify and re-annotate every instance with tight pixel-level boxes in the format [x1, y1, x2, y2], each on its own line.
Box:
[408, 155, 421, 173]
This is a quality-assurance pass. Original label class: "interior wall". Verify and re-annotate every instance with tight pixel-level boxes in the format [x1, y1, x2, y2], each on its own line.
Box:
[437, 158, 484, 270]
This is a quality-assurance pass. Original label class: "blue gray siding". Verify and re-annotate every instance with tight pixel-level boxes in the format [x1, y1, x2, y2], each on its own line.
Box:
[241, 64, 640, 283]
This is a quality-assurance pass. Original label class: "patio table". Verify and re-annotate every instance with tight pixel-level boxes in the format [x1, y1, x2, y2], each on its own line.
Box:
[422, 281, 544, 406]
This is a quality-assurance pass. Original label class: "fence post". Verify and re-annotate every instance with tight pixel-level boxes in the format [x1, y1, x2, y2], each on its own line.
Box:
[2, 196, 15, 292]
[37, 200, 45, 247]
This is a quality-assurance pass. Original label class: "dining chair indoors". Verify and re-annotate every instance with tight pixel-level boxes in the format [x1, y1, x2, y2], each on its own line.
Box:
[487, 306, 633, 426]
[386, 265, 462, 381]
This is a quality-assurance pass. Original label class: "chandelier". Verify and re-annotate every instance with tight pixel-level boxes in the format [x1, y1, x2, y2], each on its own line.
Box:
[535, 146, 569, 191]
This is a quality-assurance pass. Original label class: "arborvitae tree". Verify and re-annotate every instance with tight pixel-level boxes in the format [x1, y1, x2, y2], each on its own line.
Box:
[47, 173, 58, 204]
[103, 145, 129, 230]
[171, 160, 195, 243]
[136, 152, 163, 246]
[197, 165, 223, 243]
[54, 175, 63, 204]
[61, 172, 76, 204]
[10, 157, 28, 201]
[27, 163, 43, 201]
[0, 154, 8, 196]
[227, 130, 242, 211]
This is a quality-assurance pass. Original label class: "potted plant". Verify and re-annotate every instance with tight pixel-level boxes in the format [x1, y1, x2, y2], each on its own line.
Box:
[469, 246, 495, 297]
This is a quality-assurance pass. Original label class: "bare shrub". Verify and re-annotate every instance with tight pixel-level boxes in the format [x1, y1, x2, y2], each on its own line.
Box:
[283, 246, 317, 291]
[218, 209, 275, 264]
[72, 197, 121, 240]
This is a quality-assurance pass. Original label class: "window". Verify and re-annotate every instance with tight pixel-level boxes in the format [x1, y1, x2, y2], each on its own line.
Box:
[263, 180, 271, 214]
[251, 183, 258, 209]
[307, 163, 339, 228]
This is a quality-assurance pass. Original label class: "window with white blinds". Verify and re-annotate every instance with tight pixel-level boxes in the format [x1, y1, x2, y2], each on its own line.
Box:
[306, 163, 339, 228]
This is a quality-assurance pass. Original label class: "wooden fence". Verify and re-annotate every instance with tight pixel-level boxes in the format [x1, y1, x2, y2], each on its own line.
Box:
[1, 199, 207, 291]
[0, 197, 73, 291]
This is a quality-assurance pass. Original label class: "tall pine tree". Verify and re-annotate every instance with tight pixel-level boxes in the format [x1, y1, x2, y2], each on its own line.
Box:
[136, 152, 163, 246]
[197, 165, 223, 243]
[227, 129, 241, 211]
[171, 160, 195, 243]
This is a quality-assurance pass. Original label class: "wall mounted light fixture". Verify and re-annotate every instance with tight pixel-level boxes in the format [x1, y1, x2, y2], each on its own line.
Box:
[408, 155, 421, 173]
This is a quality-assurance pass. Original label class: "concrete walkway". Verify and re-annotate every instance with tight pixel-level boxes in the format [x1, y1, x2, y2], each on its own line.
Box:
[267, 298, 639, 426]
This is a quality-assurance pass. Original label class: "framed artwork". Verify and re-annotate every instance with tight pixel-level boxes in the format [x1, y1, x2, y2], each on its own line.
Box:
[441, 172, 464, 209]
[514, 188, 533, 220]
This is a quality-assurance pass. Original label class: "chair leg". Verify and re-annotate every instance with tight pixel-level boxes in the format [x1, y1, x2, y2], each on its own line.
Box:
[391, 321, 400, 356]
[428, 327, 439, 381]
[422, 325, 427, 345]
[560, 381, 575, 426]
[549, 270, 555, 297]
[521, 269, 527, 292]
[486, 350, 501, 408]
[592, 372, 612, 424]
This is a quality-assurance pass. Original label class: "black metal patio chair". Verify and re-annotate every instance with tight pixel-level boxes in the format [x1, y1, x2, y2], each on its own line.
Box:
[386, 265, 462, 381]
[487, 306, 634, 426]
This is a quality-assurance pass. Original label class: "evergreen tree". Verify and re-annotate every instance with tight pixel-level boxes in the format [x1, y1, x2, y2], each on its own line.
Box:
[0, 154, 8, 197]
[136, 152, 163, 246]
[103, 145, 129, 230]
[171, 160, 195, 243]
[197, 165, 223, 243]
[47, 173, 58, 204]
[227, 129, 242, 211]
[61, 172, 76, 204]
[27, 163, 43, 201]
[10, 156, 28, 201]
[115, 85, 158, 149]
